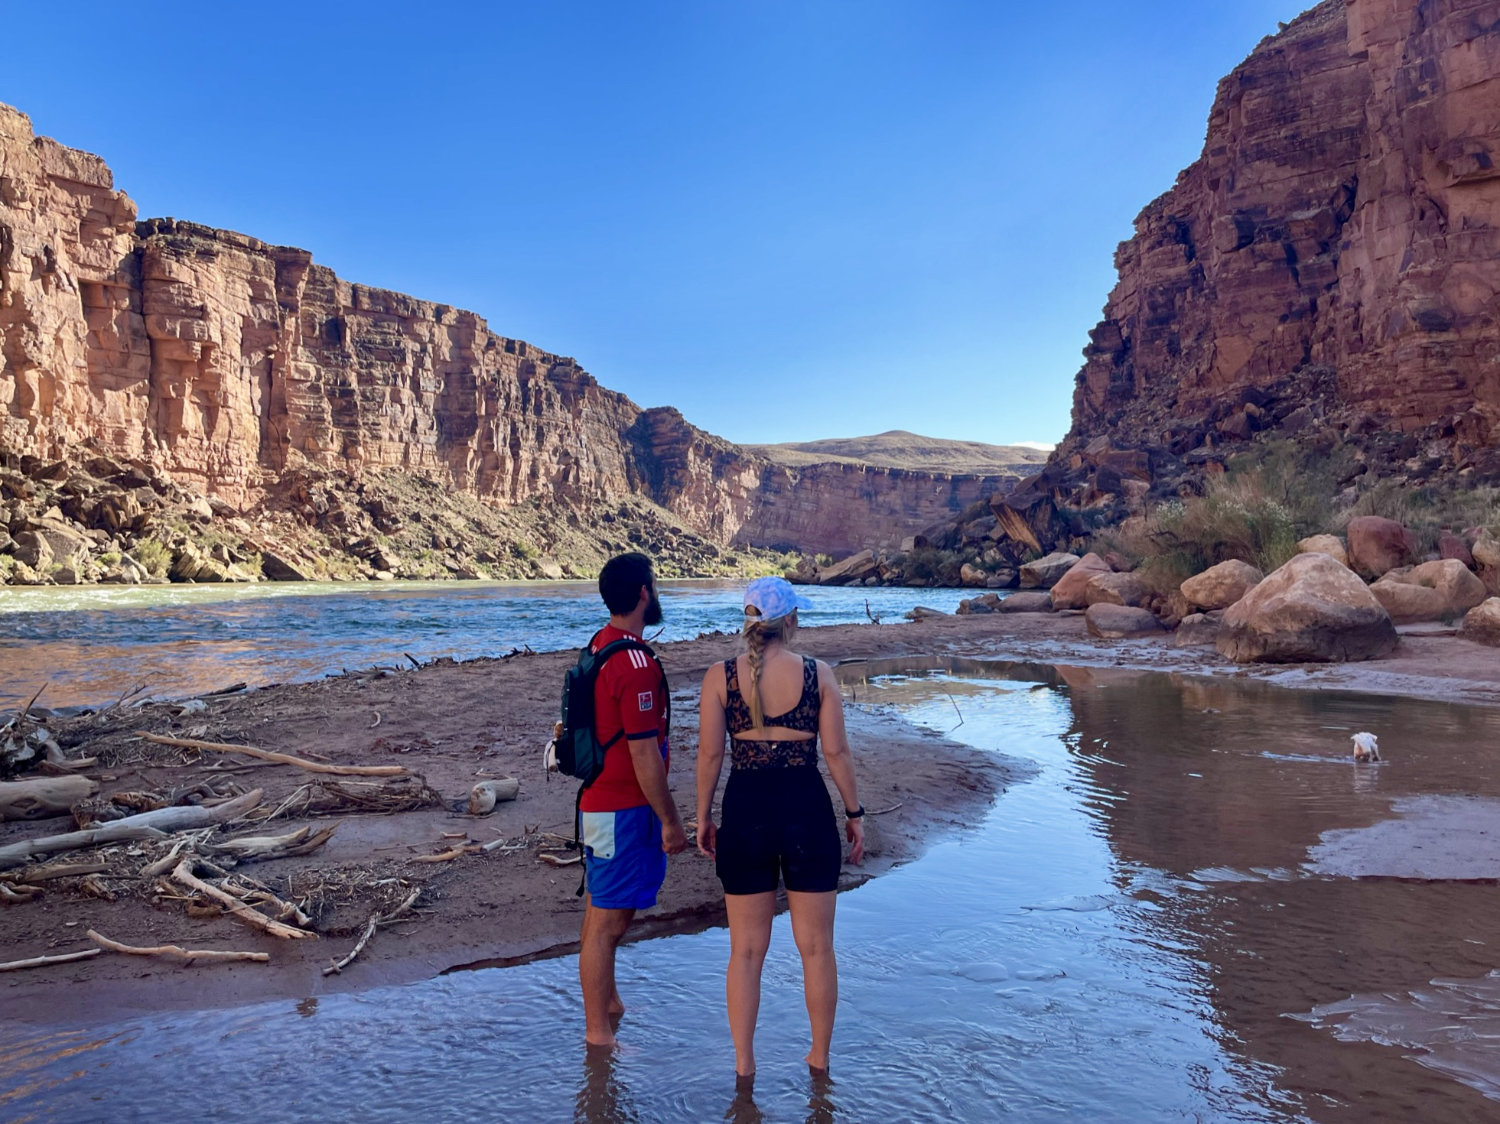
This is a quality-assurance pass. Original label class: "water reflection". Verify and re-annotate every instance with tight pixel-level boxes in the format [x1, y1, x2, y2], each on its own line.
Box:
[576, 1050, 641, 1124]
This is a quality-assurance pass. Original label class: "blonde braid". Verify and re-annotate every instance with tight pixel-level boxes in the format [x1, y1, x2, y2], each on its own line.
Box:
[741, 613, 795, 729]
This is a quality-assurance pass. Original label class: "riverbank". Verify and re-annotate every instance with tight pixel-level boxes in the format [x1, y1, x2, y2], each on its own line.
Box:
[4, 610, 1499, 1027]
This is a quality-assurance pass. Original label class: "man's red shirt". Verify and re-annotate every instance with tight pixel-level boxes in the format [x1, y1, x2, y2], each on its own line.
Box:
[579, 624, 669, 813]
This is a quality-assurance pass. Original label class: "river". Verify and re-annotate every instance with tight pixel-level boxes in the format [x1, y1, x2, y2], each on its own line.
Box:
[5, 661, 1500, 1120]
[0, 580, 976, 712]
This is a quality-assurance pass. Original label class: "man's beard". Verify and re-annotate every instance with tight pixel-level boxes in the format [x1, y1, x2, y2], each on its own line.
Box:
[643, 591, 664, 627]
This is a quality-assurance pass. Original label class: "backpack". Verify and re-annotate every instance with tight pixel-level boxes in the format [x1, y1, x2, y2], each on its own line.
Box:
[553, 637, 660, 785]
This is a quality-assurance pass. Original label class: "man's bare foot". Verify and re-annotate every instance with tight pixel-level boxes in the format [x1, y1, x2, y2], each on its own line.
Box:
[585, 1033, 619, 1051]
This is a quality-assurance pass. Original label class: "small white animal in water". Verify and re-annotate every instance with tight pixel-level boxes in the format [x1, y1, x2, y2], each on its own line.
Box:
[1351, 731, 1380, 762]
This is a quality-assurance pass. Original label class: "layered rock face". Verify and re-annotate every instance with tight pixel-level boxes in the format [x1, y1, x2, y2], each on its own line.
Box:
[0, 103, 1004, 558]
[1065, 0, 1500, 471]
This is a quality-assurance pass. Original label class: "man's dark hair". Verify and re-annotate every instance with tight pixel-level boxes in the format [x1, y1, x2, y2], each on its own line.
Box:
[599, 552, 654, 615]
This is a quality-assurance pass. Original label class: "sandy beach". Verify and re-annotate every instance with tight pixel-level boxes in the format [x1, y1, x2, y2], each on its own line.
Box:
[5, 609, 1500, 1027]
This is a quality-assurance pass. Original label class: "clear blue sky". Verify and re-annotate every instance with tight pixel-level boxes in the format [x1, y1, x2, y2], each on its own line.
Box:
[3, 1, 1311, 448]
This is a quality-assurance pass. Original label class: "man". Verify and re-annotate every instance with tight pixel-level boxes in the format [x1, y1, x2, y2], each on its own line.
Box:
[578, 552, 688, 1049]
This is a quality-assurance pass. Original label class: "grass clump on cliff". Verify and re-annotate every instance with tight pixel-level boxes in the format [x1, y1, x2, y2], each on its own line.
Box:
[1094, 439, 1345, 580]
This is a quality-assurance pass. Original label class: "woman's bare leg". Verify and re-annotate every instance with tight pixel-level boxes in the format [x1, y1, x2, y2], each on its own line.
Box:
[724, 891, 776, 1077]
[787, 890, 838, 1071]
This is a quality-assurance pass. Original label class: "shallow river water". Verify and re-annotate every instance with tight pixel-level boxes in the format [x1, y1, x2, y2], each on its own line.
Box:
[0, 580, 974, 712]
[6, 661, 1500, 1121]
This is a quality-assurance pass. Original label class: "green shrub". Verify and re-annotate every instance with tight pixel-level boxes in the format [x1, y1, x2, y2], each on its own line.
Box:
[132, 539, 173, 578]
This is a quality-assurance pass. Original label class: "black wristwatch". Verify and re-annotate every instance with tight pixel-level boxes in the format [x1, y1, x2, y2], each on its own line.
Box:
[845, 805, 865, 819]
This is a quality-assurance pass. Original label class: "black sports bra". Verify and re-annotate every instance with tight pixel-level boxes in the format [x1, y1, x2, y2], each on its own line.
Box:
[724, 656, 820, 770]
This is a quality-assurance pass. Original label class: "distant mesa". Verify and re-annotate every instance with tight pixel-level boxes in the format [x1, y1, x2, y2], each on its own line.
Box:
[745, 431, 1050, 477]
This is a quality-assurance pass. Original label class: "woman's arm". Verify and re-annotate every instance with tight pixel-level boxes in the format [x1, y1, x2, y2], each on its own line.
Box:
[696, 662, 728, 857]
[815, 660, 864, 864]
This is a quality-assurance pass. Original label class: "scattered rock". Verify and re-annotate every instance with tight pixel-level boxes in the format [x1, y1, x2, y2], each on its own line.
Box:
[1296, 534, 1349, 568]
[996, 591, 1054, 613]
[817, 550, 879, 586]
[1180, 559, 1263, 611]
[1439, 532, 1475, 568]
[1019, 552, 1081, 590]
[1084, 571, 1149, 608]
[1345, 516, 1418, 580]
[903, 605, 949, 621]
[959, 563, 988, 587]
[1460, 598, 1500, 647]
[1085, 603, 1163, 638]
[1173, 612, 1222, 647]
[957, 593, 1002, 615]
[1216, 552, 1399, 663]
[1048, 553, 1112, 609]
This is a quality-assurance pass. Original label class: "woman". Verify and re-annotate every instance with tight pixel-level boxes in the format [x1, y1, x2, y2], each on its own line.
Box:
[696, 576, 865, 1080]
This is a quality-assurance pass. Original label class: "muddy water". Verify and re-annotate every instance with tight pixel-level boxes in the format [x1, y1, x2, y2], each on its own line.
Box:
[5, 665, 1500, 1122]
[0, 580, 974, 711]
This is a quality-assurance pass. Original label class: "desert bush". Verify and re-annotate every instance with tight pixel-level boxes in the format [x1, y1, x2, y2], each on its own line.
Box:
[132, 538, 172, 578]
[901, 547, 963, 586]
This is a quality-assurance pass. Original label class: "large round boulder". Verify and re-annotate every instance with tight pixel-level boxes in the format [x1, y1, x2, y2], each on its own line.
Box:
[1473, 534, 1500, 595]
[1085, 571, 1149, 608]
[1019, 552, 1081, 590]
[1460, 598, 1500, 647]
[1173, 612, 1222, 647]
[1180, 559, 1263, 611]
[1296, 534, 1349, 568]
[1085, 603, 1163, 638]
[1216, 552, 1398, 663]
[1345, 515, 1418, 579]
[1371, 558, 1488, 623]
[1049, 553, 1113, 610]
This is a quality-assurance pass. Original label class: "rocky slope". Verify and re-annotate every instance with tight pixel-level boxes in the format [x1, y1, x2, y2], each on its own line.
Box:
[900, 0, 1500, 579]
[0, 103, 1007, 584]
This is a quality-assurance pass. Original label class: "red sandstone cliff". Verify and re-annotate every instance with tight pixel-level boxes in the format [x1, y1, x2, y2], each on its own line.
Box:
[1065, 0, 1500, 476]
[0, 103, 1011, 560]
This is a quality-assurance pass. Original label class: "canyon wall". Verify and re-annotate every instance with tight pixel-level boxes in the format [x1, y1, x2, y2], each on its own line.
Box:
[0, 103, 1009, 557]
[1065, 0, 1500, 472]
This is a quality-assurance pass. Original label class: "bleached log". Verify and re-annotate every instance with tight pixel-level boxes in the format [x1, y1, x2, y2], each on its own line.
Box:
[467, 777, 519, 815]
[0, 823, 168, 872]
[0, 948, 103, 972]
[170, 860, 316, 940]
[87, 929, 269, 964]
[207, 824, 336, 862]
[135, 732, 407, 777]
[0, 776, 99, 821]
[4, 861, 109, 882]
[95, 788, 264, 834]
[322, 888, 421, 976]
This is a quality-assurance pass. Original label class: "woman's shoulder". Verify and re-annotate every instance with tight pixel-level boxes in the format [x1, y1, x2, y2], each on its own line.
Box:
[701, 659, 729, 686]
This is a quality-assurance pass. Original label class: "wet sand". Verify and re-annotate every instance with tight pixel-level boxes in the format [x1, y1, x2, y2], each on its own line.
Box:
[4, 609, 1498, 1026]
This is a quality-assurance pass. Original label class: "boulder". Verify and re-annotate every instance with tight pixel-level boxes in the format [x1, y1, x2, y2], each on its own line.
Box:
[1173, 612, 1222, 647]
[10, 530, 53, 571]
[1438, 532, 1475, 568]
[1296, 534, 1348, 567]
[817, 550, 878, 586]
[1473, 534, 1500, 595]
[985, 568, 1018, 589]
[1371, 558, 1488, 622]
[959, 563, 989, 587]
[1049, 553, 1113, 609]
[1460, 598, 1500, 647]
[1084, 571, 1149, 608]
[1180, 559, 1264, 610]
[1019, 552, 1080, 590]
[957, 593, 1002, 615]
[1345, 515, 1418, 579]
[1216, 552, 1398, 663]
[996, 591, 1054, 613]
[1085, 604, 1163, 638]
[904, 605, 948, 621]
[259, 549, 310, 582]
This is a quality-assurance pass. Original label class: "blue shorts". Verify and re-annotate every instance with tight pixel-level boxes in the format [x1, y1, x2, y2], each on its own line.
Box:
[581, 805, 667, 910]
